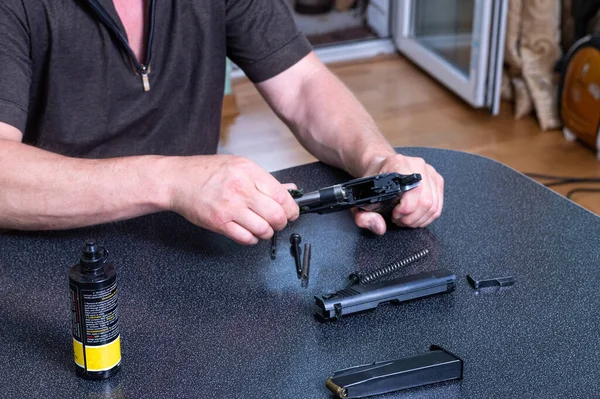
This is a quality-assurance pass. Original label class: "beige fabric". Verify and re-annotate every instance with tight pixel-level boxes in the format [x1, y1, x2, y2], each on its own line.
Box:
[521, 0, 562, 130]
[501, 69, 513, 101]
[512, 77, 533, 118]
[504, 0, 524, 72]
[503, 0, 561, 130]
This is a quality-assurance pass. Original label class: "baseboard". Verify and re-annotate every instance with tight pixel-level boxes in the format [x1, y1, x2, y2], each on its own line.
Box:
[231, 38, 397, 79]
[222, 93, 239, 119]
[313, 38, 396, 64]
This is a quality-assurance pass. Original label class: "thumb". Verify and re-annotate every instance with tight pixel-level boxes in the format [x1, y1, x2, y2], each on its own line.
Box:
[351, 208, 387, 235]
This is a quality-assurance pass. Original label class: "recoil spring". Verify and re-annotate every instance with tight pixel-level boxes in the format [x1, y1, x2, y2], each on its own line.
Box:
[348, 248, 430, 287]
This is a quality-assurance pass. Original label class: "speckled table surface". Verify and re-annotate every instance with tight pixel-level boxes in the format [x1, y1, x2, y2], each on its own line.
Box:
[1, 148, 599, 399]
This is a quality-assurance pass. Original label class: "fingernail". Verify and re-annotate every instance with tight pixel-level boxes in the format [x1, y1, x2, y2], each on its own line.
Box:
[368, 221, 377, 233]
[369, 221, 383, 235]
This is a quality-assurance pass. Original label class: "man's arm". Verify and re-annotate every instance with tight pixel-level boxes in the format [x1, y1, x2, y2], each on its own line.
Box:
[256, 52, 444, 233]
[0, 122, 298, 243]
[0, 122, 169, 230]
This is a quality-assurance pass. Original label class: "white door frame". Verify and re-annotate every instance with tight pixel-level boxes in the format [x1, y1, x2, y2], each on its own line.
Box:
[367, 0, 391, 37]
[392, 0, 493, 108]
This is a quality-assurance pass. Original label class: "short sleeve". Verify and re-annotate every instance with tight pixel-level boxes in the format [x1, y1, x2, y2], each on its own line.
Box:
[0, 1, 31, 133]
[225, 0, 313, 83]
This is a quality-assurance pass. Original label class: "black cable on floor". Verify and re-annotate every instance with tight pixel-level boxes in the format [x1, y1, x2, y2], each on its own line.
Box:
[524, 172, 600, 201]
[566, 188, 600, 199]
[545, 179, 600, 187]
[524, 173, 600, 187]
[524, 172, 593, 180]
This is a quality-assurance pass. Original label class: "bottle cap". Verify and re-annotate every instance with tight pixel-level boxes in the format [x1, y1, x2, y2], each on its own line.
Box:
[80, 239, 108, 271]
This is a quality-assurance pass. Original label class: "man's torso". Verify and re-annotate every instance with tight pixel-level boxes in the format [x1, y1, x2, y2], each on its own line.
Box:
[23, 0, 228, 158]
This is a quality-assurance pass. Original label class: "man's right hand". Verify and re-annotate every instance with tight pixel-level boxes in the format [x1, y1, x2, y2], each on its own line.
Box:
[0, 126, 297, 238]
[165, 155, 299, 245]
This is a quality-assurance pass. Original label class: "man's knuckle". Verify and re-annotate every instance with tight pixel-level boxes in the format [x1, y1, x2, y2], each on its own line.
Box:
[255, 223, 271, 238]
[401, 202, 416, 215]
[420, 196, 434, 209]
[271, 188, 287, 205]
[229, 155, 252, 168]
[240, 235, 257, 245]
[429, 205, 438, 217]
[271, 212, 287, 229]
[413, 157, 426, 167]
[223, 175, 244, 193]
[208, 209, 229, 228]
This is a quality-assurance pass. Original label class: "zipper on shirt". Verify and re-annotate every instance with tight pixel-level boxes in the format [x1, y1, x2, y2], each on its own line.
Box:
[85, 0, 157, 92]
[140, 65, 150, 92]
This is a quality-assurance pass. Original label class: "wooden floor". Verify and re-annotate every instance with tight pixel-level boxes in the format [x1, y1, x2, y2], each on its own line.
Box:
[219, 55, 600, 216]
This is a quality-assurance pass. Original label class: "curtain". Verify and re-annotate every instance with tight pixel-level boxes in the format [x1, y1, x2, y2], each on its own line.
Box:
[501, 0, 562, 130]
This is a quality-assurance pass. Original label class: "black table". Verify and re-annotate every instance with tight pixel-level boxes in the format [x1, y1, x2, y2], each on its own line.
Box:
[1, 148, 599, 399]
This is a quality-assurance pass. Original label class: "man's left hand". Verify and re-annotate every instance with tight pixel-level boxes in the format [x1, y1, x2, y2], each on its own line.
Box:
[352, 154, 444, 234]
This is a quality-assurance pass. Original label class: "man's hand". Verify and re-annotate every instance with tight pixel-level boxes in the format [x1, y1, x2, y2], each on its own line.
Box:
[166, 155, 299, 245]
[0, 134, 298, 236]
[352, 154, 444, 234]
[256, 53, 444, 236]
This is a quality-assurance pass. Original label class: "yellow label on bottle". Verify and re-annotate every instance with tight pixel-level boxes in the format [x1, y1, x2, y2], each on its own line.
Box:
[73, 338, 85, 368]
[73, 336, 121, 371]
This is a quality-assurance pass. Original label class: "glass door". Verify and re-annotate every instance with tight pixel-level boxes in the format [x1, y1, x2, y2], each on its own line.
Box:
[392, 0, 507, 114]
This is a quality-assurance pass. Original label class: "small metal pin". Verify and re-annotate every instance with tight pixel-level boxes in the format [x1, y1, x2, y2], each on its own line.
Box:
[290, 233, 302, 276]
[270, 231, 277, 260]
[301, 243, 311, 288]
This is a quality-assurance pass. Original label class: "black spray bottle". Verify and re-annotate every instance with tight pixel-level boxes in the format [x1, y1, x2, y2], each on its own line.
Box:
[69, 240, 121, 379]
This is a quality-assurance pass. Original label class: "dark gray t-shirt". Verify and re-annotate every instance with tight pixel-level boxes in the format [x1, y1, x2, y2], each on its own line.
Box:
[0, 0, 312, 158]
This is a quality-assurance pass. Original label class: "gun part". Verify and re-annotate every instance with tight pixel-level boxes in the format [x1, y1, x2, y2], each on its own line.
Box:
[287, 188, 304, 199]
[314, 269, 456, 321]
[294, 172, 421, 214]
[270, 231, 277, 260]
[467, 274, 515, 289]
[301, 243, 311, 288]
[348, 248, 430, 287]
[290, 233, 302, 276]
[325, 345, 463, 398]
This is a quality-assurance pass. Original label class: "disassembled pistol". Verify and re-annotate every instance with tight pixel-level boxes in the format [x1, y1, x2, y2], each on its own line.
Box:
[314, 269, 456, 321]
[293, 172, 421, 214]
[326, 345, 463, 398]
